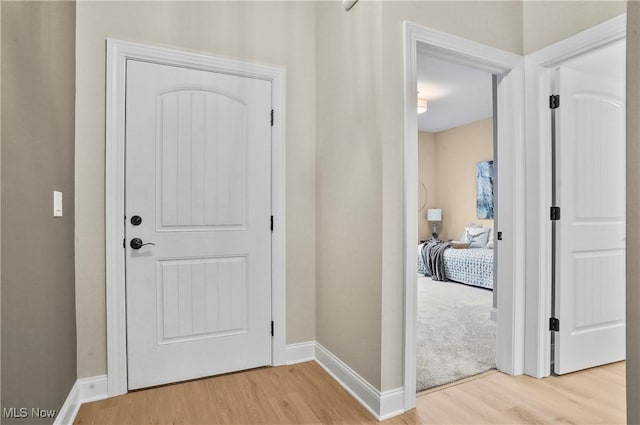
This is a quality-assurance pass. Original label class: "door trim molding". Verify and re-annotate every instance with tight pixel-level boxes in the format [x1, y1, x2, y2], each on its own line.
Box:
[523, 13, 626, 378]
[402, 21, 525, 410]
[106, 38, 287, 396]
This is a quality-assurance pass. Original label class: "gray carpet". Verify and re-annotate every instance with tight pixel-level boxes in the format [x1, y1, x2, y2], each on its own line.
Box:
[416, 276, 496, 392]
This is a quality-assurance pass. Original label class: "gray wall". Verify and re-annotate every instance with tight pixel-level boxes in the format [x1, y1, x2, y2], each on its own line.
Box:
[627, 3, 640, 423]
[1, 2, 77, 423]
[522, 1, 626, 54]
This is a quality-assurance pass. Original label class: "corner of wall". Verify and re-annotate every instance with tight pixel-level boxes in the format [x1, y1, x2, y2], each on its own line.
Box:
[626, 3, 640, 423]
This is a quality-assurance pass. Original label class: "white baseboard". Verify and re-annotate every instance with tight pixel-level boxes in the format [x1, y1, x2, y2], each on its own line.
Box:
[379, 387, 406, 421]
[283, 341, 316, 365]
[78, 375, 109, 403]
[54, 375, 108, 425]
[53, 381, 80, 425]
[54, 346, 406, 424]
[314, 342, 404, 421]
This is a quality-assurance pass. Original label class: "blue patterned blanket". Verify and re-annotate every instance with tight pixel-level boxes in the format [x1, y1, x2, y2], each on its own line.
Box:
[418, 242, 494, 289]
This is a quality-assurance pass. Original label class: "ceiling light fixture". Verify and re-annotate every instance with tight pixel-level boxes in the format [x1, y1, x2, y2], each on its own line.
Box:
[417, 98, 428, 114]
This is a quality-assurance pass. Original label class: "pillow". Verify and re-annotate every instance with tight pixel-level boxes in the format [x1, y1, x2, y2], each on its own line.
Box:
[459, 223, 483, 242]
[465, 227, 491, 248]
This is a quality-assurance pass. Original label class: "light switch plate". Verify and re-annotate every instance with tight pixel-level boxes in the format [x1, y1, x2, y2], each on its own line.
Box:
[53, 191, 63, 217]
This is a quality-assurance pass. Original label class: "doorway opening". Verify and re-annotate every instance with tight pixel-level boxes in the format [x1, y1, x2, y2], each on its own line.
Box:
[402, 21, 526, 410]
[404, 14, 627, 414]
[415, 51, 498, 392]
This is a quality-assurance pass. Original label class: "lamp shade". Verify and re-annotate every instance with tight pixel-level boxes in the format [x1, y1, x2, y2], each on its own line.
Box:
[427, 208, 442, 221]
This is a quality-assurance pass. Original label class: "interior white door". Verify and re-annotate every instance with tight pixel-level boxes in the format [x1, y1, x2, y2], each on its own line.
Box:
[554, 49, 626, 374]
[125, 59, 272, 389]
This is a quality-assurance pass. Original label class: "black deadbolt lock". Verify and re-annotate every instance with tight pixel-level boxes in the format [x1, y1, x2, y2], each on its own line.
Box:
[131, 215, 142, 226]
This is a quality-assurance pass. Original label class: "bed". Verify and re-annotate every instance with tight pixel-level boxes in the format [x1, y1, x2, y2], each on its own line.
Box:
[418, 242, 494, 290]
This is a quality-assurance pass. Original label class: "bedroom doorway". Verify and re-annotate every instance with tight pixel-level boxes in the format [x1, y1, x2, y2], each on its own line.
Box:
[402, 21, 525, 410]
[415, 51, 497, 392]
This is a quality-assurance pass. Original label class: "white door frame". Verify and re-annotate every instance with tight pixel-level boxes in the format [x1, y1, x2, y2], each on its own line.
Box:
[523, 14, 626, 378]
[402, 22, 525, 410]
[105, 39, 287, 396]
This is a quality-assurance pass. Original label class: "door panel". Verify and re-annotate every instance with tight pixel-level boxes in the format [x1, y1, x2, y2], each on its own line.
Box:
[125, 60, 272, 390]
[158, 90, 247, 228]
[555, 61, 625, 374]
[157, 257, 247, 343]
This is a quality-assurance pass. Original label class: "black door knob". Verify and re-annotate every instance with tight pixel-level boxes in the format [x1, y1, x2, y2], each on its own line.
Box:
[130, 238, 155, 250]
[131, 215, 142, 226]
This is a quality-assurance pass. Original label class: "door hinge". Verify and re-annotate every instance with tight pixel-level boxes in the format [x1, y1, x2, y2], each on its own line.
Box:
[123, 238, 126, 248]
[271, 215, 274, 232]
[550, 94, 560, 109]
[497, 231, 503, 241]
[549, 317, 560, 332]
[271, 320, 274, 336]
[550, 206, 561, 221]
[271, 109, 274, 127]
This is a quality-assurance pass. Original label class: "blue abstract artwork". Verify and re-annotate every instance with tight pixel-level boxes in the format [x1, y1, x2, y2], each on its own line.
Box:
[476, 160, 494, 219]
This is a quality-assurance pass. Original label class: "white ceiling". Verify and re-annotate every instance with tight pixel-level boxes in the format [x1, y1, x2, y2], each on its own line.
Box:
[416, 50, 494, 133]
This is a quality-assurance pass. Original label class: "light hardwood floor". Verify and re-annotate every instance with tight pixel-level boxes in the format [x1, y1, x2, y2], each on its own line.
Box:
[75, 361, 625, 424]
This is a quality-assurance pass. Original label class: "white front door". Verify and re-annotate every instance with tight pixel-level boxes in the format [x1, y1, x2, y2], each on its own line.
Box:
[125, 59, 273, 389]
[554, 42, 626, 374]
